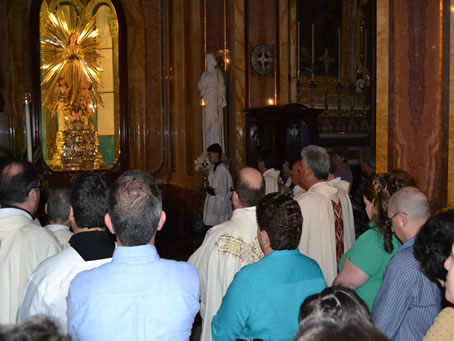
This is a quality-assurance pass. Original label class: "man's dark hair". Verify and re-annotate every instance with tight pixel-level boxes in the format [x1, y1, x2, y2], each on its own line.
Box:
[258, 150, 276, 170]
[361, 152, 376, 170]
[0, 160, 39, 205]
[1, 315, 70, 341]
[295, 316, 388, 341]
[414, 209, 454, 282]
[70, 173, 109, 228]
[299, 286, 373, 325]
[47, 188, 71, 223]
[109, 170, 162, 246]
[256, 193, 302, 250]
[207, 143, 223, 158]
[234, 171, 265, 207]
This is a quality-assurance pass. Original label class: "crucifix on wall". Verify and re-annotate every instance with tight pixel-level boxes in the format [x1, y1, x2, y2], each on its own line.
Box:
[319, 48, 335, 77]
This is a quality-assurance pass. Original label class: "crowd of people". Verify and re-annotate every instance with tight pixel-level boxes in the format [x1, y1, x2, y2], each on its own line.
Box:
[0, 143, 453, 340]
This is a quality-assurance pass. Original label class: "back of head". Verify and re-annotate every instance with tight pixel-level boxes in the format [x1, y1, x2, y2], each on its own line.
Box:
[364, 171, 415, 227]
[2, 315, 70, 341]
[299, 286, 373, 325]
[207, 143, 223, 158]
[332, 146, 348, 162]
[414, 209, 454, 282]
[234, 167, 265, 208]
[47, 188, 71, 224]
[295, 316, 388, 341]
[258, 150, 276, 170]
[388, 186, 431, 225]
[70, 172, 109, 229]
[109, 170, 162, 246]
[361, 152, 376, 171]
[256, 193, 302, 250]
[0, 160, 39, 205]
[300, 145, 330, 180]
[364, 171, 415, 253]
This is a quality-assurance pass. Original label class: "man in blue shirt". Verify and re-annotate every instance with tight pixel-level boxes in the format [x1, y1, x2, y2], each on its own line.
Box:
[212, 192, 326, 341]
[373, 187, 441, 340]
[67, 170, 200, 341]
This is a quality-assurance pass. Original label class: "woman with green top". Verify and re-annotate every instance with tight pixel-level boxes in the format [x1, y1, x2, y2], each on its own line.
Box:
[333, 170, 415, 311]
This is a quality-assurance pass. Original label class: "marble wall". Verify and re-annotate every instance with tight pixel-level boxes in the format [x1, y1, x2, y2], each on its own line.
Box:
[376, 0, 451, 209]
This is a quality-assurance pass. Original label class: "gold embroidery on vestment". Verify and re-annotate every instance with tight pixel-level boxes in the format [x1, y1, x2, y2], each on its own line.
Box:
[216, 234, 263, 263]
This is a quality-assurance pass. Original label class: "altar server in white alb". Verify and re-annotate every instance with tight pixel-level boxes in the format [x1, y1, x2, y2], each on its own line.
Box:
[203, 143, 233, 229]
[295, 145, 355, 285]
[17, 173, 115, 332]
[0, 160, 61, 324]
[189, 167, 266, 341]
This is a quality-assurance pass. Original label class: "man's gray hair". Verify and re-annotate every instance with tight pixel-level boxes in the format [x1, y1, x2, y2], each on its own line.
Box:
[301, 145, 330, 180]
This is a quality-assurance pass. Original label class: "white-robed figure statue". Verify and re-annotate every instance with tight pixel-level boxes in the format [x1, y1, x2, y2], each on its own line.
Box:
[198, 54, 227, 151]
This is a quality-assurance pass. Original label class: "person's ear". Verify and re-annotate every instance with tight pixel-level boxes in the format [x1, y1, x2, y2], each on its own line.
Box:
[28, 188, 38, 203]
[105, 213, 115, 235]
[44, 203, 48, 215]
[156, 211, 166, 231]
[261, 229, 270, 248]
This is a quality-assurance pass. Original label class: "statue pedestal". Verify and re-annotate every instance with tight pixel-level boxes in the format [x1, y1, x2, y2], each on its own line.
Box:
[52, 123, 105, 171]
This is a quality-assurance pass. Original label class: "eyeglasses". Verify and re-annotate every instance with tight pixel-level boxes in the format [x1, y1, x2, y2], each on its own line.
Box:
[385, 211, 407, 229]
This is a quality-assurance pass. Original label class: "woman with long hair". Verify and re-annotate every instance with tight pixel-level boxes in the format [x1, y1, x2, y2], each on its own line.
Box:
[333, 170, 415, 311]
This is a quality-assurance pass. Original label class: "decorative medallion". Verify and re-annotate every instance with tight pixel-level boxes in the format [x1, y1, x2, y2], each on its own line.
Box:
[251, 45, 274, 75]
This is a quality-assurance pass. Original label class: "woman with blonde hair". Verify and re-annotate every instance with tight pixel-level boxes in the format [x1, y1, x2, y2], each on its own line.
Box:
[333, 170, 415, 311]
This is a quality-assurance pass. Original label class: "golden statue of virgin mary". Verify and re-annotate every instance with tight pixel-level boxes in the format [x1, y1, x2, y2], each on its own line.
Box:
[40, 0, 105, 170]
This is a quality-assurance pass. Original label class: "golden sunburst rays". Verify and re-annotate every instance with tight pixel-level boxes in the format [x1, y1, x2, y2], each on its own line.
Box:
[40, 1, 104, 113]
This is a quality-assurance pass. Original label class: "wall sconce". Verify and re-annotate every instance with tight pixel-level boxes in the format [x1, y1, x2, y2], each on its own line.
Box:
[216, 49, 230, 71]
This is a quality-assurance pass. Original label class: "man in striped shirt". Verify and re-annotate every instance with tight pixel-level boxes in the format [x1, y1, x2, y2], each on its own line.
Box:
[373, 187, 441, 340]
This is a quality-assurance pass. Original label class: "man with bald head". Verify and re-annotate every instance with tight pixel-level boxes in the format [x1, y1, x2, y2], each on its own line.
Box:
[373, 187, 441, 340]
[189, 167, 266, 341]
[0, 160, 61, 324]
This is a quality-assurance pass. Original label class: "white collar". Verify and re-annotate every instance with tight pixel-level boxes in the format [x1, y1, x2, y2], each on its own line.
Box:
[0, 207, 33, 221]
[45, 224, 71, 233]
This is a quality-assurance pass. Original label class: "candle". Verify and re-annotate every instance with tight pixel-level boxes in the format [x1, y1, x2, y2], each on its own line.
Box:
[338, 27, 341, 82]
[364, 29, 367, 71]
[297, 21, 300, 77]
[201, 98, 206, 161]
[24, 93, 32, 163]
[311, 24, 315, 81]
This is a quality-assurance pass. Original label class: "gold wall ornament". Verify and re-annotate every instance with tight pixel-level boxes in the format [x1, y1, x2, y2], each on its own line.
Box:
[39, 0, 120, 171]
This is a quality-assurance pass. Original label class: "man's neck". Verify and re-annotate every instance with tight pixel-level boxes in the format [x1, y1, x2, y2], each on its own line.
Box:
[73, 226, 104, 234]
[308, 179, 326, 190]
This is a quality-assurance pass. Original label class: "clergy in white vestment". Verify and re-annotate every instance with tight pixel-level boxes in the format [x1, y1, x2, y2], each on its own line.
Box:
[43, 187, 73, 249]
[17, 173, 115, 332]
[0, 160, 61, 325]
[258, 151, 280, 194]
[295, 145, 355, 285]
[189, 167, 266, 341]
[203, 144, 233, 227]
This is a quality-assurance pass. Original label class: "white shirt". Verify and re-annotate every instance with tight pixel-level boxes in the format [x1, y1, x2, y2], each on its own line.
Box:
[263, 168, 280, 194]
[44, 224, 73, 249]
[189, 207, 263, 341]
[17, 247, 111, 332]
[0, 209, 61, 324]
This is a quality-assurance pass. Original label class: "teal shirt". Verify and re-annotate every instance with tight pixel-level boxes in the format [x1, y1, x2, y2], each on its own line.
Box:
[212, 249, 326, 341]
[339, 226, 401, 311]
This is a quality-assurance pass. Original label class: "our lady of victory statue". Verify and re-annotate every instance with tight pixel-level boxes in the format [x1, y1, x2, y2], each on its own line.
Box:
[198, 54, 227, 151]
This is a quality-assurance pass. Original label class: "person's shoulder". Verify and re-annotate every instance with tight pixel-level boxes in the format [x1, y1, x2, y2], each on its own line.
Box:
[386, 246, 419, 276]
[156, 258, 200, 289]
